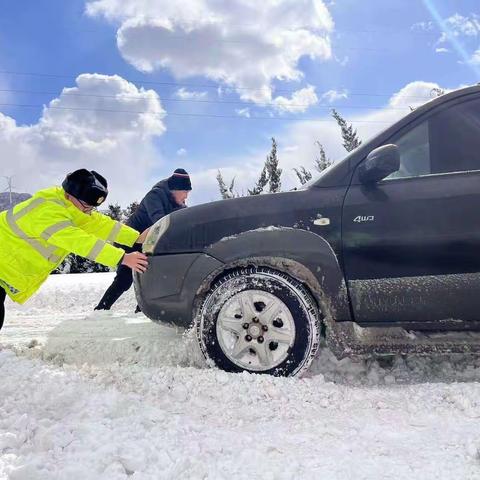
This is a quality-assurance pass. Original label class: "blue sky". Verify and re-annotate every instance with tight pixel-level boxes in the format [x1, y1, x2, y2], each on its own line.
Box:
[1, 0, 479, 205]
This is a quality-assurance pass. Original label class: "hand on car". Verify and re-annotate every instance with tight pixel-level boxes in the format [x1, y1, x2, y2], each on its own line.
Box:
[122, 251, 148, 273]
[137, 227, 150, 244]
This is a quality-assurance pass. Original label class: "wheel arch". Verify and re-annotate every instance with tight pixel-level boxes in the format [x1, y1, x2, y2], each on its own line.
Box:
[195, 228, 351, 322]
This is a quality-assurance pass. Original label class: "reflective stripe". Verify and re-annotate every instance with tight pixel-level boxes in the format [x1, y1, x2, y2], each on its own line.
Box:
[87, 239, 105, 261]
[13, 197, 46, 221]
[0, 279, 20, 295]
[6, 209, 61, 263]
[40, 221, 73, 242]
[107, 221, 122, 243]
[6, 196, 66, 264]
[14, 198, 64, 221]
[48, 249, 62, 264]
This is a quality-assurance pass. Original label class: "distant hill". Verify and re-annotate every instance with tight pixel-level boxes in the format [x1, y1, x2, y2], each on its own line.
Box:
[0, 192, 32, 211]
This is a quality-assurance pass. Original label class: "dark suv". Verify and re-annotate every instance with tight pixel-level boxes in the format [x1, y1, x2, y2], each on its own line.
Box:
[135, 85, 480, 377]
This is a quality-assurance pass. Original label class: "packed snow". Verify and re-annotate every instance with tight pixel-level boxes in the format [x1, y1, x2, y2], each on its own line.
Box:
[1, 273, 480, 479]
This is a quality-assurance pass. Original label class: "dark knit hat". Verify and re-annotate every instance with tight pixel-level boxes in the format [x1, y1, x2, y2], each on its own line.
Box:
[62, 169, 108, 206]
[168, 168, 192, 191]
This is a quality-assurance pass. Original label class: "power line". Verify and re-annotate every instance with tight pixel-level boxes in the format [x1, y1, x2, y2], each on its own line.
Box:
[98, 33, 390, 51]
[0, 88, 420, 111]
[0, 102, 401, 124]
[0, 70, 438, 99]
[337, 27, 437, 37]
[0, 16, 440, 37]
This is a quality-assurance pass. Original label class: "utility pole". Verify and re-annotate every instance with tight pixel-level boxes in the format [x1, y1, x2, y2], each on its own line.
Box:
[2, 176, 15, 206]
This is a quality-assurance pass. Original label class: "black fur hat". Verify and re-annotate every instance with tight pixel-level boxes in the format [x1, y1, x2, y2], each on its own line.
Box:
[62, 169, 108, 206]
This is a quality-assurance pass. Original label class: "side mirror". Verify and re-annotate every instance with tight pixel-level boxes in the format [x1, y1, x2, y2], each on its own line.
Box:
[358, 144, 400, 184]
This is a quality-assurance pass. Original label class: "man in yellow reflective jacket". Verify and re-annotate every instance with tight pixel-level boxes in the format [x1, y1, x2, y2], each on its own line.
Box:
[0, 169, 149, 329]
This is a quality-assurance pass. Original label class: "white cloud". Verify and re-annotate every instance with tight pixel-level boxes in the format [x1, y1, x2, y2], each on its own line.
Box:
[411, 21, 434, 32]
[437, 13, 480, 45]
[468, 47, 480, 66]
[0, 74, 166, 204]
[235, 108, 250, 118]
[86, 0, 334, 106]
[176, 148, 187, 156]
[272, 86, 318, 113]
[321, 89, 348, 103]
[190, 163, 266, 205]
[388, 81, 443, 108]
[425, 13, 480, 62]
[470, 48, 480, 65]
[445, 13, 480, 38]
[334, 55, 349, 67]
[174, 87, 208, 100]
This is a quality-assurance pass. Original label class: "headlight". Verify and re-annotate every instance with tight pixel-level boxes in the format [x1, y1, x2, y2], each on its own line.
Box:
[143, 215, 171, 254]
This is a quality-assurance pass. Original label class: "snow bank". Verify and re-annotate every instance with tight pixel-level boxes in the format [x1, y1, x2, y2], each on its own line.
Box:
[6, 274, 480, 387]
[2, 348, 480, 479]
[3, 273, 205, 369]
[2, 273, 480, 479]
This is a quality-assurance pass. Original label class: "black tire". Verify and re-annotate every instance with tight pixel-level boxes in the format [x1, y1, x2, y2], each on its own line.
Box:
[196, 266, 321, 377]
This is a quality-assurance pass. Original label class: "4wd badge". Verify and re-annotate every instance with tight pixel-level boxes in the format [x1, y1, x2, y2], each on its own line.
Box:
[353, 215, 375, 223]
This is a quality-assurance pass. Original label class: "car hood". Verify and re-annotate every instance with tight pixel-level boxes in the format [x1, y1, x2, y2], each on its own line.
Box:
[153, 189, 316, 254]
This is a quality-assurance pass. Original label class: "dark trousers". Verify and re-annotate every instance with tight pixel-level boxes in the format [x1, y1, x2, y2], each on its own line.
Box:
[95, 244, 141, 310]
[0, 287, 6, 331]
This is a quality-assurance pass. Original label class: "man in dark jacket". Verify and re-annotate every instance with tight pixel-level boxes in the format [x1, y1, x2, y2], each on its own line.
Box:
[94, 168, 192, 311]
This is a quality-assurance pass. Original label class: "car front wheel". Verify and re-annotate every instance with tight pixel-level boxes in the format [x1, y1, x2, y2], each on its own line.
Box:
[196, 266, 321, 377]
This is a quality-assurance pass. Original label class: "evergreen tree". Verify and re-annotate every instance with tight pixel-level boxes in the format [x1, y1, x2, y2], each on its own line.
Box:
[216, 170, 237, 199]
[248, 164, 268, 195]
[123, 201, 139, 221]
[266, 137, 282, 193]
[314, 141, 332, 173]
[216, 170, 229, 199]
[331, 109, 362, 152]
[292, 142, 332, 187]
[228, 177, 237, 198]
[105, 203, 123, 222]
[293, 166, 313, 185]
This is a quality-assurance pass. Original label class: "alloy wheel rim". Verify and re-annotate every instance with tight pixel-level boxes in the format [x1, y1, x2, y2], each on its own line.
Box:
[216, 289, 296, 371]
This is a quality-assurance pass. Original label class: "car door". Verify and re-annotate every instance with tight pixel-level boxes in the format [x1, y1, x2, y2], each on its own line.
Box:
[342, 94, 480, 328]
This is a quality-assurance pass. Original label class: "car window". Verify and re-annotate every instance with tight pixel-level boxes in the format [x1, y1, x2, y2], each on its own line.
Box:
[430, 97, 480, 174]
[387, 121, 430, 179]
[385, 96, 480, 180]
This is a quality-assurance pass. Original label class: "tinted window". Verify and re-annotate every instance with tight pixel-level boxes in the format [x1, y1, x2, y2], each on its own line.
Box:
[388, 121, 430, 179]
[430, 97, 480, 174]
[386, 96, 480, 180]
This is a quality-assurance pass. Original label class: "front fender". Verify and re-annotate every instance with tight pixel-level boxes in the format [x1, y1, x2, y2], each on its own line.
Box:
[205, 228, 351, 322]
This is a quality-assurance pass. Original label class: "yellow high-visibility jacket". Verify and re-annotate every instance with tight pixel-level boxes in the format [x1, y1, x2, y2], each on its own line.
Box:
[0, 186, 140, 304]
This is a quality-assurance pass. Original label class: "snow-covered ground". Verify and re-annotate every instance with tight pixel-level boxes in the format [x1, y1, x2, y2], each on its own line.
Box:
[1, 273, 480, 479]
